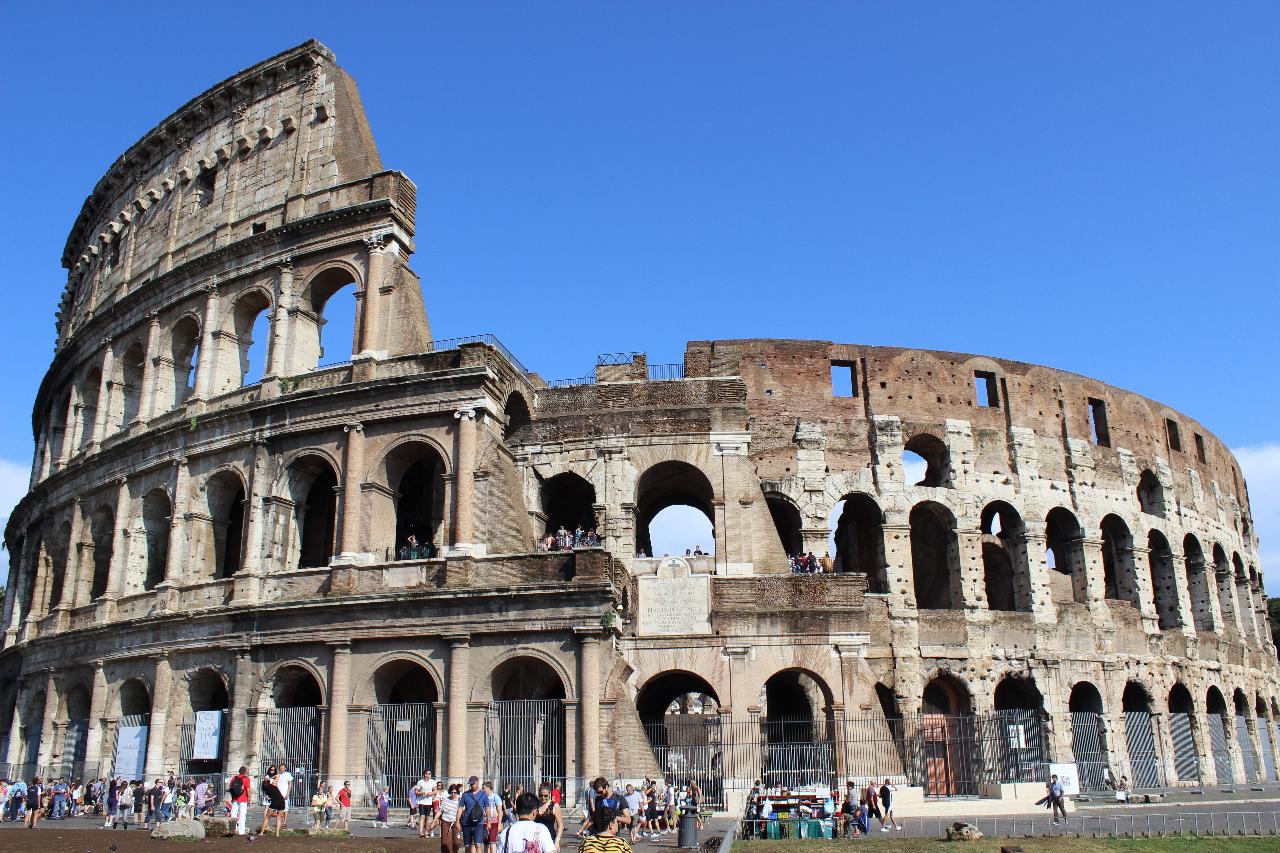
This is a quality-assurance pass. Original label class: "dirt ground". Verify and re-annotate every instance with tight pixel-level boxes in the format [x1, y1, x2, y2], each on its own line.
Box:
[0, 826, 443, 852]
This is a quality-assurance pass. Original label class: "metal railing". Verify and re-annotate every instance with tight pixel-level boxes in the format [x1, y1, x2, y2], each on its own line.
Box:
[647, 363, 685, 381]
[544, 375, 595, 388]
[425, 334, 531, 375]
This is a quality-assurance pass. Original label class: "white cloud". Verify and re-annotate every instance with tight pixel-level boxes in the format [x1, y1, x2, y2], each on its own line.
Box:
[1235, 444, 1280, 597]
[0, 458, 29, 588]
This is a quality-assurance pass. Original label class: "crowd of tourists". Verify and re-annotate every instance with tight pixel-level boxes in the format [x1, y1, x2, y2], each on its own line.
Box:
[742, 778, 903, 839]
[540, 526, 603, 551]
[789, 551, 835, 574]
[0, 772, 225, 830]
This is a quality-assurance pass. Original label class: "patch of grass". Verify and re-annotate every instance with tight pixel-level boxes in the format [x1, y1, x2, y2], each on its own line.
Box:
[734, 836, 1280, 853]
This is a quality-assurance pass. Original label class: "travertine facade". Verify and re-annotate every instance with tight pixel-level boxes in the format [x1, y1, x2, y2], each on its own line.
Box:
[3, 41, 1277, 810]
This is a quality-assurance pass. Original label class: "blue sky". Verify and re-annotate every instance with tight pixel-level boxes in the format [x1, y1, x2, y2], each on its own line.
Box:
[0, 2, 1277, 585]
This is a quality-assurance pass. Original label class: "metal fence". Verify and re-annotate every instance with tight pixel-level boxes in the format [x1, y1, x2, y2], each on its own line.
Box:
[365, 702, 437, 809]
[484, 699, 566, 792]
[1237, 715, 1260, 781]
[1208, 712, 1234, 783]
[260, 706, 321, 813]
[1123, 711, 1163, 789]
[1169, 712, 1201, 784]
[58, 718, 89, 780]
[426, 334, 531, 375]
[1069, 712, 1110, 791]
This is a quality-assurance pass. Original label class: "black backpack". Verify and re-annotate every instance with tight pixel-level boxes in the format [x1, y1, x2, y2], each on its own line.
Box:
[229, 776, 245, 798]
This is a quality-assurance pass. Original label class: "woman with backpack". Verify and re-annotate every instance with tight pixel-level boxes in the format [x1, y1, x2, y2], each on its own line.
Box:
[23, 777, 43, 829]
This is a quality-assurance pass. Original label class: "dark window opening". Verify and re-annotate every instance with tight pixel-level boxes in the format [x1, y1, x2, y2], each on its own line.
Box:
[196, 168, 217, 207]
[904, 434, 951, 488]
[1166, 419, 1182, 453]
[252, 221, 266, 234]
[830, 361, 857, 397]
[1137, 470, 1164, 517]
[108, 234, 122, 269]
[1088, 398, 1110, 447]
[974, 371, 999, 408]
[1194, 433, 1207, 464]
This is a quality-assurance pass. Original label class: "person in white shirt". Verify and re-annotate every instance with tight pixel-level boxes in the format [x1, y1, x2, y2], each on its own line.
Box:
[497, 792, 556, 853]
[622, 784, 644, 843]
[414, 772, 435, 838]
[275, 763, 293, 829]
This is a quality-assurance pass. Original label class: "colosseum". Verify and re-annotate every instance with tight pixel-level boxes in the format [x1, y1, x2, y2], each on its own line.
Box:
[2, 40, 1277, 816]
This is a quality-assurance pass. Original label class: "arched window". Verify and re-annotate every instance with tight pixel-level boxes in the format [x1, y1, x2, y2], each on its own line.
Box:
[903, 434, 950, 488]
[1168, 683, 1200, 782]
[206, 471, 246, 579]
[994, 675, 1044, 712]
[168, 316, 201, 410]
[1234, 553, 1254, 638]
[296, 268, 359, 371]
[828, 493, 887, 591]
[272, 665, 323, 709]
[1045, 507, 1087, 604]
[1212, 544, 1237, 631]
[90, 506, 114, 600]
[503, 392, 532, 443]
[1122, 682, 1161, 788]
[980, 501, 1030, 612]
[231, 290, 272, 388]
[76, 368, 102, 451]
[369, 660, 440, 801]
[1068, 681, 1109, 790]
[1206, 686, 1233, 784]
[385, 443, 446, 559]
[540, 473, 597, 539]
[116, 342, 146, 429]
[635, 461, 716, 558]
[185, 669, 230, 776]
[1182, 535, 1214, 633]
[1137, 470, 1164, 517]
[1101, 514, 1138, 604]
[1147, 530, 1181, 630]
[46, 522, 71, 610]
[142, 489, 171, 590]
[47, 394, 70, 464]
[283, 455, 338, 569]
[910, 501, 960, 609]
[765, 493, 803, 557]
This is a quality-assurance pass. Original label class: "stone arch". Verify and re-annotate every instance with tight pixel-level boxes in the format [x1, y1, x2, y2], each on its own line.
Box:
[921, 672, 973, 715]
[1147, 530, 1182, 630]
[760, 668, 835, 720]
[635, 670, 721, 723]
[356, 653, 444, 707]
[903, 432, 951, 488]
[282, 453, 339, 569]
[1137, 469, 1165, 517]
[993, 674, 1044, 711]
[1069, 681, 1105, 714]
[226, 286, 273, 389]
[89, 504, 115, 599]
[205, 468, 247, 579]
[1045, 507, 1087, 604]
[829, 492, 887, 591]
[1167, 681, 1201, 782]
[489, 654, 570, 702]
[764, 491, 803, 557]
[1122, 681, 1154, 713]
[117, 339, 148, 429]
[980, 501, 1031, 612]
[166, 313, 202, 410]
[188, 666, 231, 712]
[74, 366, 102, 451]
[635, 460, 717, 559]
[1182, 534, 1214, 632]
[1168, 682, 1195, 715]
[62, 682, 92, 721]
[378, 438, 449, 558]
[260, 662, 326, 710]
[141, 487, 172, 590]
[1101, 514, 1139, 605]
[115, 677, 153, 718]
[296, 264, 362, 371]
[540, 472, 598, 538]
[46, 520, 72, 610]
[1212, 543, 1237, 629]
[503, 391, 532, 443]
[910, 500, 961, 609]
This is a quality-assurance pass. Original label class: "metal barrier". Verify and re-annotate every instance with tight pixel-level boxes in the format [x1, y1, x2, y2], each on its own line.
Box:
[426, 334, 531, 375]
[483, 699, 566, 792]
[365, 702, 438, 809]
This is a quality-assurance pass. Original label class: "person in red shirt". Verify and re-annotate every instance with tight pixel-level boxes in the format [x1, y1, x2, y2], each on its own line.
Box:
[337, 780, 353, 831]
[229, 766, 252, 836]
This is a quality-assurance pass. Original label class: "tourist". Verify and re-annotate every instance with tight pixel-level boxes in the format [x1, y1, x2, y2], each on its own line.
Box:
[432, 780, 447, 836]
[228, 765, 252, 836]
[193, 778, 210, 817]
[130, 779, 146, 829]
[326, 780, 342, 826]
[862, 778, 880, 824]
[422, 768, 442, 835]
[1047, 773, 1067, 825]
[146, 778, 164, 827]
[460, 776, 488, 853]
[877, 778, 901, 831]
[534, 782, 563, 849]
[622, 783, 643, 843]
[581, 805, 629, 853]
[275, 760, 294, 829]
[257, 769, 286, 837]
[7, 777, 26, 822]
[584, 777, 630, 836]
[1114, 775, 1130, 804]
[820, 552, 834, 573]
[551, 782, 561, 806]
[439, 784, 462, 853]
[337, 780, 354, 831]
[311, 784, 329, 828]
[375, 785, 391, 828]
[69, 779, 83, 817]
[484, 779, 503, 853]
[24, 777, 43, 829]
[103, 778, 119, 828]
[439, 783, 462, 853]
[497, 791, 557, 853]
[408, 774, 420, 828]
[161, 776, 176, 821]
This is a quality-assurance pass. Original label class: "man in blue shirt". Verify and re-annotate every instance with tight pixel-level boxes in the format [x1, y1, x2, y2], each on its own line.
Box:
[459, 775, 488, 853]
[51, 778, 68, 819]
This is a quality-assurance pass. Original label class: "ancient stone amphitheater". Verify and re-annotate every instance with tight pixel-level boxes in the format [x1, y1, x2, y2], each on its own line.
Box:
[3, 40, 1276, 813]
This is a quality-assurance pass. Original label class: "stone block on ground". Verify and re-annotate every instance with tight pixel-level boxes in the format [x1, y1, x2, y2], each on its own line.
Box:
[200, 815, 235, 837]
[945, 821, 983, 841]
[151, 817, 206, 839]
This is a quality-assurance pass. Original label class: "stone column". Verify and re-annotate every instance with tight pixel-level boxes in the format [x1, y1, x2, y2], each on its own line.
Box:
[227, 648, 253, 774]
[144, 654, 172, 779]
[191, 282, 219, 402]
[326, 643, 352, 779]
[163, 460, 189, 587]
[1022, 526, 1057, 624]
[335, 423, 367, 561]
[452, 409, 476, 551]
[1169, 552, 1198, 640]
[82, 660, 108, 776]
[576, 628, 601, 781]
[105, 478, 131, 599]
[91, 339, 116, 450]
[135, 312, 160, 425]
[62, 498, 87, 608]
[4, 679, 24, 770]
[445, 634, 470, 781]
[265, 259, 294, 379]
[239, 440, 271, 577]
[36, 671, 57, 770]
[359, 235, 387, 356]
[60, 388, 79, 466]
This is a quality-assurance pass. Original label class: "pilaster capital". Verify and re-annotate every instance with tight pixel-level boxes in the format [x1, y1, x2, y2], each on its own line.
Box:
[276, 256, 293, 272]
[201, 281, 217, 295]
[443, 632, 471, 647]
[363, 233, 386, 253]
[100, 335, 114, 349]
[328, 641, 352, 655]
[92, 659, 104, 672]
[573, 625, 603, 642]
[146, 309, 161, 325]
[454, 408, 476, 421]
[344, 422, 364, 434]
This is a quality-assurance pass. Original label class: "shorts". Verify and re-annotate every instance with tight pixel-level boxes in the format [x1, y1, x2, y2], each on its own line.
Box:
[340, 806, 353, 821]
[419, 804, 433, 817]
[462, 823, 487, 846]
[647, 807, 659, 820]
[487, 822, 499, 842]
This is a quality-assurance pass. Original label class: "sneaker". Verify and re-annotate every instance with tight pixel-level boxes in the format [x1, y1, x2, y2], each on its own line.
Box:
[881, 827, 889, 832]
[895, 825, 902, 831]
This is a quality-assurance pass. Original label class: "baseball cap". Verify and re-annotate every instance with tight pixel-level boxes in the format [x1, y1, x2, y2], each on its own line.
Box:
[468, 775, 479, 784]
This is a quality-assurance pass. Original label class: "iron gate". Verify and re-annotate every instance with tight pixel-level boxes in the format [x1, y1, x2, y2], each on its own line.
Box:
[760, 717, 835, 790]
[642, 715, 725, 809]
[1070, 712, 1110, 791]
[366, 702, 437, 809]
[261, 706, 321, 811]
[1169, 712, 1200, 784]
[1208, 713, 1234, 784]
[916, 715, 980, 797]
[1260, 722, 1278, 782]
[59, 718, 88, 780]
[1123, 711, 1161, 789]
[483, 700, 565, 791]
[1236, 716, 1259, 782]
[178, 711, 228, 785]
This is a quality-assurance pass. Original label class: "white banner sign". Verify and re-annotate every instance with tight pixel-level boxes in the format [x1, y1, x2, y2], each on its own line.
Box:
[114, 725, 148, 780]
[1049, 762, 1081, 796]
[192, 711, 223, 760]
